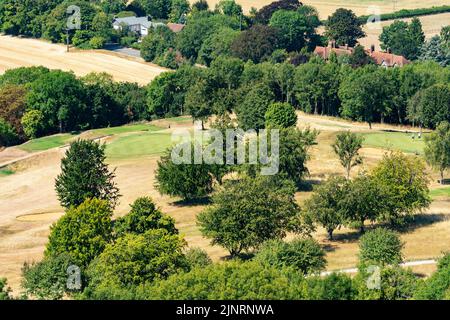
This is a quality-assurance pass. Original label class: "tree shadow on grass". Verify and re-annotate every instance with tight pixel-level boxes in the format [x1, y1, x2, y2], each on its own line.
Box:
[396, 213, 448, 234]
[171, 196, 212, 207]
[297, 179, 322, 192]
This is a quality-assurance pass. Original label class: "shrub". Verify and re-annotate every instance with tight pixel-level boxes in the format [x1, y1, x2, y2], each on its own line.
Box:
[265, 102, 297, 128]
[185, 247, 212, 268]
[0, 278, 12, 300]
[359, 228, 403, 266]
[254, 238, 326, 275]
[45, 198, 113, 267]
[138, 261, 307, 300]
[22, 253, 78, 300]
[114, 197, 177, 237]
[21, 110, 44, 139]
[84, 229, 189, 298]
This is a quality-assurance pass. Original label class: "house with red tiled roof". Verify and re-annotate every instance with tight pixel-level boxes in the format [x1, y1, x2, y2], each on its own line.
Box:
[313, 42, 410, 67]
[166, 23, 185, 33]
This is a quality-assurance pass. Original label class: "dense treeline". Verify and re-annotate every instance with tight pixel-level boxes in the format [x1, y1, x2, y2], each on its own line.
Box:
[0, 67, 147, 145]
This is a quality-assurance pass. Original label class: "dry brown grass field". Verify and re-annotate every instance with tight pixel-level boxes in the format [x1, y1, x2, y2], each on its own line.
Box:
[1, 113, 449, 293]
[195, 0, 450, 19]
[0, 35, 168, 85]
[359, 12, 450, 51]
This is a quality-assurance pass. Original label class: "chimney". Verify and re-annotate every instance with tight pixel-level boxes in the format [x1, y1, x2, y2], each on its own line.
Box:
[370, 45, 375, 53]
[387, 47, 392, 54]
[344, 44, 348, 50]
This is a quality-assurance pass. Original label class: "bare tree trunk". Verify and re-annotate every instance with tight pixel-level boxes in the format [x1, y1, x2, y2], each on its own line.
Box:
[327, 229, 333, 241]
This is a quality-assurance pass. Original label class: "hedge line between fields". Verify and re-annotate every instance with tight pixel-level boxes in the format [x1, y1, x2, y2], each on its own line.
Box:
[319, 5, 450, 25]
[358, 5, 450, 24]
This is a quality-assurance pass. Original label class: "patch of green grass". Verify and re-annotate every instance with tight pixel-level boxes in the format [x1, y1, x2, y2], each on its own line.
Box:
[359, 131, 428, 155]
[19, 134, 73, 152]
[0, 168, 14, 177]
[106, 131, 174, 159]
[90, 123, 160, 136]
[430, 187, 450, 199]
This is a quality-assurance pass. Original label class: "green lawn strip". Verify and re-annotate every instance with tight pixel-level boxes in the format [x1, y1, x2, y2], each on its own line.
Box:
[89, 123, 160, 136]
[359, 131, 428, 154]
[430, 186, 450, 199]
[163, 116, 192, 123]
[18, 134, 74, 152]
[105, 131, 174, 160]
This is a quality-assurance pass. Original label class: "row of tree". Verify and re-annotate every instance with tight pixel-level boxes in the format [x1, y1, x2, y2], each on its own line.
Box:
[0, 67, 147, 146]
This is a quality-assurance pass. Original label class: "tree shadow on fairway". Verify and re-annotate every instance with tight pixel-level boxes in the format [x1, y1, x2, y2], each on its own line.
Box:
[171, 197, 212, 207]
[397, 213, 448, 234]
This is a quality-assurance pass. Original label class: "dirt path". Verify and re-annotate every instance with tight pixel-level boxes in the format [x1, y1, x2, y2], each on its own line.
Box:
[0, 35, 168, 85]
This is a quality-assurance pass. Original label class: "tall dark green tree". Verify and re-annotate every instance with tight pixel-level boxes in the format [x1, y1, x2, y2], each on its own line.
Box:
[55, 139, 120, 209]
[325, 8, 365, 47]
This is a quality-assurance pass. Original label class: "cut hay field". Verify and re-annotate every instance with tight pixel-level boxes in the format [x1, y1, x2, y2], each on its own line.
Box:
[195, 0, 450, 19]
[1, 114, 449, 293]
[359, 12, 450, 51]
[0, 35, 168, 85]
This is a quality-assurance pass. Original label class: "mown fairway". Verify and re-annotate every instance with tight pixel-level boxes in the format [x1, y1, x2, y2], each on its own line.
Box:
[359, 131, 428, 155]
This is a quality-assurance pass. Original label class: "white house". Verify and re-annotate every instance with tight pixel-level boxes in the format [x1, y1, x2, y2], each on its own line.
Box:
[112, 16, 165, 37]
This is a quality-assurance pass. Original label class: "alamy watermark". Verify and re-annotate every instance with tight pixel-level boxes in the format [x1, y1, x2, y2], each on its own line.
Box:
[170, 126, 280, 176]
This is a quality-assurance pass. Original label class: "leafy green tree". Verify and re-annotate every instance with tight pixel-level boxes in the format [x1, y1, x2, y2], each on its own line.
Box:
[419, 35, 450, 67]
[325, 8, 365, 46]
[216, 0, 242, 17]
[255, 238, 326, 275]
[84, 229, 188, 297]
[140, 26, 175, 62]
[371, 151, 430, 226]
[415, 253, 450, 300]
[169, 0, 190, 22]
[379, 18, 424, 60]
[269, 9, 319, 52]
[0, 278, 12, 300]
[306, 273, 355, 300]
[348, 44, 374, 68]
[0, 66, 49, 86]
[0, 118, 19, 147]
[332, 131, 363, 178]
[198, 176, 305, 256]
[26, 70, 87, 134]
[209, 56, 244, 90]
[45, 198, 113, 267]
[424, 121, 450, 184]
[339, 67, 395, 128]
[305, 176, 348, 240]
[22, 253, 76, 300]
[254, 0, 302, 24]
[341, 174, 385, 233]
[140, 0, 172, 19]
[354, 266, 419, 300]
[231, 25, 280, 63]
[236, 82, 275, 130]
[276, 127, 318, 186]
[185, 247, 212, 268]
[114, 197, 177, 237]
[155, 142, 214, 201]
[176, 12, 240, 60]
[294, 62, 325, 115]
[139, 261, 307, 299]
[21, 110, 44, 139]
[265, 102, 297, 128]
[418, 84, 450, 129]
[197, 27, 239, 66]
[191, 0, 209, 12]
[359, 228, 403, 266]
[55, 139, 120, 209]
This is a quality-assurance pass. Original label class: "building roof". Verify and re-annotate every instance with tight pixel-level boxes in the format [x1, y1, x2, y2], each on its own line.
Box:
[113, 16, 153, 28]
[166, 23, 185, 33]
[313, 45, 410, 67]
